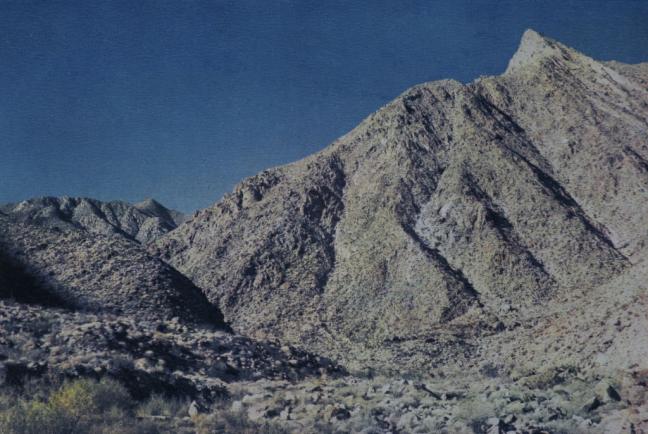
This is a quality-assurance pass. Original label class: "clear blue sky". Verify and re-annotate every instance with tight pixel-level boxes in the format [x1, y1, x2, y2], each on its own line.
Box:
[1, 0, 647, 212]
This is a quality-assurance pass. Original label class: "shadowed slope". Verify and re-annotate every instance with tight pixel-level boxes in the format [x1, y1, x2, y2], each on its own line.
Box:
[0, 214, 224, 326]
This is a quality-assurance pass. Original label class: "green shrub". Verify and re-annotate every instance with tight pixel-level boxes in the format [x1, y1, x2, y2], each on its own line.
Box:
[50, 379, 100, 423]
[137, 394, 188, 418]
[49, 378, 132, 422]
[0, 376, 233, 433]
[89, 378, 134, 412]
[0, 378, 142, 434]
[0, 399, 76, 434]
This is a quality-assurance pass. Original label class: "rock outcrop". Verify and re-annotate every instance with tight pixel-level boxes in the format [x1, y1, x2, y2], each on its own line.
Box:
[0, 299, 343, 402]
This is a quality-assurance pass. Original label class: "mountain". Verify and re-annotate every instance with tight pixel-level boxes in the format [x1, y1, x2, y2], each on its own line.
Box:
[2, 29, 648, 433]
[1, 196, 184, 245]
[135, 198, 186, 226]
[0, 211, 223, 325]
[153, 30, 648, 371]
[0, 200, 345, 432]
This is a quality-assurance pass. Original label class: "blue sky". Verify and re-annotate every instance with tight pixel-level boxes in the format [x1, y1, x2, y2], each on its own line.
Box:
[1, 0, 647, 212]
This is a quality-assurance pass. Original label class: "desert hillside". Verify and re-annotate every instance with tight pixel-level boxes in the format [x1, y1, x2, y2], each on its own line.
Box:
[1, 30, 647, 433]
[153, 30, 648, 373]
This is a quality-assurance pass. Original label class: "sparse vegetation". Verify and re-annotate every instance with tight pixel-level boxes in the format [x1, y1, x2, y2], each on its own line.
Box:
[195, 409, 290, 434]
[0, 378, 160, 434]
[137, 394, 189, 419]
[0, 377, 301, 434]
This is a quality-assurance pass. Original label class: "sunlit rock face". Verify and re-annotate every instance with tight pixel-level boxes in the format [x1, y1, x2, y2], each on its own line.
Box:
[154, 30, 648, 371]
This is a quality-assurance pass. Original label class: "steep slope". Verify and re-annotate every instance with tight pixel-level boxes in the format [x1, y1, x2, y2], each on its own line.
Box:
[0, 214, 223, 325]
[477, 30, 648, 260]
[2, 196, 184, 245]
[479, 258, 648, 377]
[135, 198, 186, 225]
[0, 246, 64, 307]
[154, 30, 646, 368]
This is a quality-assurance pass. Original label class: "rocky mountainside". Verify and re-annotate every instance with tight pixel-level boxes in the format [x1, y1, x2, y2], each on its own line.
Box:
[0, 200, 347, 431]
[0, 197, 198, 321]
[1, 196, 184, 245]
[153, 30, 648, 372]
[0, 213, 222, 325]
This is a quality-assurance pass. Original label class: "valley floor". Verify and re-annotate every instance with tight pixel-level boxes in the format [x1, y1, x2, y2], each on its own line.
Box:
[1, 300, 646, 434]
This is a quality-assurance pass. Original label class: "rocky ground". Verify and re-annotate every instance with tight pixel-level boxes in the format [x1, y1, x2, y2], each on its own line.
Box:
[2, 298, 647, 433]
[223, 371, 647, 434]
[0, 300, 342, 401]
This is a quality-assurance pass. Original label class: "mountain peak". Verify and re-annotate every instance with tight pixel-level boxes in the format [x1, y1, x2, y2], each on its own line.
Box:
[135, 198, 164, 211]
[505, 29, 564, 73]
[135, 198, 186, 226]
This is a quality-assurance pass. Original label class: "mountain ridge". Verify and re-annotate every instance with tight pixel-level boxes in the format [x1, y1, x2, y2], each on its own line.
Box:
[153, 29, 648, 371]
[1, 196, 185, 245]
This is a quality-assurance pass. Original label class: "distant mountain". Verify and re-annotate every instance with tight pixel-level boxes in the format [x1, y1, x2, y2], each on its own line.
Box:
[135, 197, 186, 226]
[153, 30, 648, 370]
[1, 196, 185, 245]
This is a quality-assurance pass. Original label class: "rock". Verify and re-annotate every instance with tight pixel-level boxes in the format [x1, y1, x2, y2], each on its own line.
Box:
[188, 400, 200, 418]
[397, 412, 419, 431]
[264, 407, 281, 418]
[241, 394, 263, 404]
[487, 417, 500, 426]
[134, 358, 151, 371]
[595, 380, 622, 403]
[584, 397, 603, 413]
[279, 406, 291, 420]
[329, 405, 351, 421]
